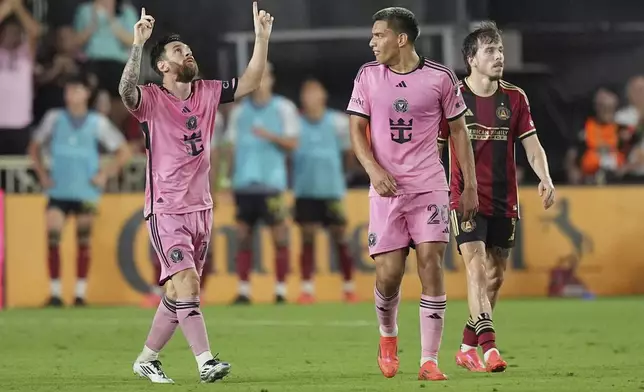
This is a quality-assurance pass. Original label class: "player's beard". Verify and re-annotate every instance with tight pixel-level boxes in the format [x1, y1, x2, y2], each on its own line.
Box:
[175, 61, 198, 83]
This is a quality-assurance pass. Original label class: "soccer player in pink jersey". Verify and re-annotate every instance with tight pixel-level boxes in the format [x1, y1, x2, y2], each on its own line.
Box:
[346, 7, 478, 381]
[117, 3, 274, 384]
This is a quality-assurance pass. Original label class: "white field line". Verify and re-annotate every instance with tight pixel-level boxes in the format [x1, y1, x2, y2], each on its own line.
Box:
[0, 318, 374, 328]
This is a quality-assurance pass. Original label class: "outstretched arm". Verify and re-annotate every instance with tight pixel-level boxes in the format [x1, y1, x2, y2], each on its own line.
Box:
[118, 8, 155, 110]
[522, 135, 551, 183]
[118, 44, 144, 109]
[233, 2, 274, 100]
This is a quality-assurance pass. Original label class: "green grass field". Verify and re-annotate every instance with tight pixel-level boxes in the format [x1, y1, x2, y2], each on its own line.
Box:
[1, 298, 643, 391]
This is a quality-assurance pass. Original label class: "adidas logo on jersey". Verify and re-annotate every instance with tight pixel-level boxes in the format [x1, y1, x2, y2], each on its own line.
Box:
[395, 81, 408, 88]
[465, 109, 474, 116]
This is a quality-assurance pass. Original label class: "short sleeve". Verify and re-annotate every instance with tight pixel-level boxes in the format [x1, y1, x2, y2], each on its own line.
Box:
[96, 115, 126, 152]
[32, 109, 61, 145]
[277, 99, 300, 138]
[127, 85, 155, 121]
[332, 111, 351, 150]
[437, 117, 450, 145]
[202, 79, 236, 106]
[346, 66, 371, 119]
[73, 3, 90, 32]
[440, 71, 466, 122]
[516, 91, 537, 140]
[224, 105, 242, 145]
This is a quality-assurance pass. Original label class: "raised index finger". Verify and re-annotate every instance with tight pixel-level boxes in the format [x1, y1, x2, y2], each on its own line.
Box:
[252, 1, 258, 18]
[141, 7, 146, 19]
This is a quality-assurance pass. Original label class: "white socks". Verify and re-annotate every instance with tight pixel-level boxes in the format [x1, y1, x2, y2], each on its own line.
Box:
[196, 351, 214, 368]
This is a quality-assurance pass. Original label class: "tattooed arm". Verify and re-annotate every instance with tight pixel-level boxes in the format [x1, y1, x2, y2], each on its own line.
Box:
[119, 8, 155, 110]
[118, 44, 143, 110]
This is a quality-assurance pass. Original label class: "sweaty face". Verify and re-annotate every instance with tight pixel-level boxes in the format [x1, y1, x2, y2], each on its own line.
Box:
[159, 42, 199, 83]
[370, 21, 401, 65]
[301, 81, 327, 112]
[471, 39, 504, 81]
[64, 83, 90, 108]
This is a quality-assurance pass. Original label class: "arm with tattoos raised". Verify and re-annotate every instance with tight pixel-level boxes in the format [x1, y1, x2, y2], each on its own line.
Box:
[118, 8, 155, 110]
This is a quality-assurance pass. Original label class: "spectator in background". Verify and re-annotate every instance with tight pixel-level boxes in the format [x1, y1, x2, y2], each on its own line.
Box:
[565, 88, 624, 184]
[0, 0, 42, 154]
[74, 0, 137, 125]
[616, 75, 644, 128]
[34, 25, 89, 121]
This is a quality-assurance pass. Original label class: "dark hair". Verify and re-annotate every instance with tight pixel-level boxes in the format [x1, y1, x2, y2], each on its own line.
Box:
[462, 21, 502, 74]
[63, 73, 90, 88]
[372, 7, 419, 44]
[150, 34, 183, 76]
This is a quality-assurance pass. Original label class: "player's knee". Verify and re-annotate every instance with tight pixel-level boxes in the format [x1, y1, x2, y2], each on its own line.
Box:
[76, 225, 92, 245]
[171, 269, 201, 298]
[417, 251, 443, 274]
[47, 230, 61, 246]
[236, 228, 253, 251]
[375, 259, 405, 294]
[301, 226, 315, 245]
[272, 223, 289, 246]
[329, 226, 347, 245]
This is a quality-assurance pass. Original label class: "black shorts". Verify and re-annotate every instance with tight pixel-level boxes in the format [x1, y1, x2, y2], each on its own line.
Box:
[450, 212, 517, 253]
[47, 199, 97, 216]
[234, 193, 286, 227]
[294, 198, 347, 227]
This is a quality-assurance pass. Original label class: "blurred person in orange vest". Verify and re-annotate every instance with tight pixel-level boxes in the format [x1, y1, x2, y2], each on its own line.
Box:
[568, 88, 624, 184]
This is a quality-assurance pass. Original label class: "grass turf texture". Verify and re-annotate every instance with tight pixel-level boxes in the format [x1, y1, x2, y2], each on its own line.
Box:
[0, 298, 642, 391]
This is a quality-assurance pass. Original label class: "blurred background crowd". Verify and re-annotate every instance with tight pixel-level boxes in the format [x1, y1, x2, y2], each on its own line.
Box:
[2, 0, 644, 191]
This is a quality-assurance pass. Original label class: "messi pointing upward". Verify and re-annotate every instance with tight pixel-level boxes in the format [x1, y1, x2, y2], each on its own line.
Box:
[346, 7, 478, 381]
[118, 3, 274, 384]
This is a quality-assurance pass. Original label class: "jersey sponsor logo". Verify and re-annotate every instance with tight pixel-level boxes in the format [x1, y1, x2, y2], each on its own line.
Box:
[182, 131, 205, 156]
[390, 118, 413, 144]
[496, 105, 511, 120]
[392, 98, 409, 113]
[466, 124, 509, 141]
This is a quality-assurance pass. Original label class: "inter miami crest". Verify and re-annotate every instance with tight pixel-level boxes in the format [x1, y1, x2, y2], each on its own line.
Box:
[186, 115, 198, 130]
[368, 233, 377, 248]
[393, 98, 409, 113]
[169, 248, 184, 263]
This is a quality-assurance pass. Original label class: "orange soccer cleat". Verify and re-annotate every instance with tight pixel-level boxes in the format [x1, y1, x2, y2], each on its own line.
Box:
[485, 350, 508, 373]
[418, 360, 448, 381]
[296, 293, 316, 305]
[343, 291, 359, 303]
[377, 336, 399, 378]
[455, 348, 486, 372]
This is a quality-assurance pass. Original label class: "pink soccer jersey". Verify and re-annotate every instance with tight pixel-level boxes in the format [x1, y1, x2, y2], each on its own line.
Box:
[346, 58, 466, 196]
[128, 79, 237, 217]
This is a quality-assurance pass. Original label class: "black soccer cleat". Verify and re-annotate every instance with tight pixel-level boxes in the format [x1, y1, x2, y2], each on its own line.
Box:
[275, 294, 287, 304]
[74, 297, 87, 307]
[200, 356, 231, 383]
[45, 296, 63, 308]
[231, 295, 251, 305]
